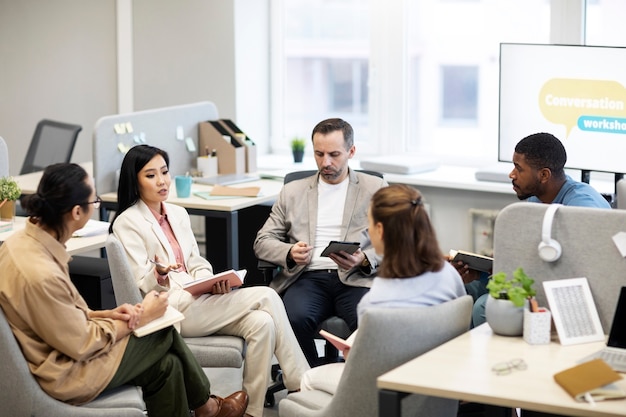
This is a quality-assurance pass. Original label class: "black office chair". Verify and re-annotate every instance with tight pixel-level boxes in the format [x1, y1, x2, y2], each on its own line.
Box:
[259, 168, 383, 407]
[16, 119, 82, 216]
[20, 119, 82, 174]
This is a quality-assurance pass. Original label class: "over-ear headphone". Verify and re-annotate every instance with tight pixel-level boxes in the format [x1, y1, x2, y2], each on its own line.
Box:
[538, 203, 562, 262]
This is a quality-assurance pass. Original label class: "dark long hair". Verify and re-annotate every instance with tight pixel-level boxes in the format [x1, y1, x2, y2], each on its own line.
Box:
[370, 184, 443, 278]
[22, 163, 91, 241]
[109, 144, 169, 232]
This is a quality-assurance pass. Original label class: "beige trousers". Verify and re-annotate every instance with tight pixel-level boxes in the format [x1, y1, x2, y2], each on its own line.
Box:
[178, 286, 310, 417]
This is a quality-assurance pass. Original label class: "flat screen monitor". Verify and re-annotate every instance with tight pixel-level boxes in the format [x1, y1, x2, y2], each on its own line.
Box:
[498, 43, 626, 175]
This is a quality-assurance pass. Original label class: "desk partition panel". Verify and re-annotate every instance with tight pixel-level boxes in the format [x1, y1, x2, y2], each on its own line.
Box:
[93, 101, 218, 195]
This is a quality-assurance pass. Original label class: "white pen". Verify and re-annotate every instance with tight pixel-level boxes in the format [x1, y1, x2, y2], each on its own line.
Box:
[149, 258, 181, 272]
[148, 259, 168, 269]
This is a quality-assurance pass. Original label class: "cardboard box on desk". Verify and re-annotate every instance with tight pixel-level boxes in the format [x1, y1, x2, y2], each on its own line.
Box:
[198, 121, 246, 175]
[218, 119, 257, 173]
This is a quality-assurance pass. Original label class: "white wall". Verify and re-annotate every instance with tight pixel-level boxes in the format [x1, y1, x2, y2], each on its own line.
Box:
[0, 0, 270, 177]
[0, 0, 117, 174]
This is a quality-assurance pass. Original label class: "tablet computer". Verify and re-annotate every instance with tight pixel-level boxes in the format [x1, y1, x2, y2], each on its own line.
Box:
[320, 241, 360, 257]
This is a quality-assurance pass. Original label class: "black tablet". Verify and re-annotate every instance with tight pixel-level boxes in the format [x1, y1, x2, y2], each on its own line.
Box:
[320, 241, 360, 257]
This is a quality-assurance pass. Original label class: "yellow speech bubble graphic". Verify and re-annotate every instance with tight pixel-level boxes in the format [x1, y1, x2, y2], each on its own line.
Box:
[539, 78, 626, 137]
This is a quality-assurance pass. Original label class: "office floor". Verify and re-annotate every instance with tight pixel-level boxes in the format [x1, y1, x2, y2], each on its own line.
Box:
[204, 358, 287, 417]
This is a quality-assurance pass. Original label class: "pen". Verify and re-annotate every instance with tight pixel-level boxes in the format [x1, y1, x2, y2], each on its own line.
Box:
[148, 259, 167, 269]
[529, 297, 539, 313]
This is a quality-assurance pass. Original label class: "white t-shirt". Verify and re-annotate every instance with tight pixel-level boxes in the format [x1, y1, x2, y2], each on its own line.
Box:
[307, 176, 349, 270]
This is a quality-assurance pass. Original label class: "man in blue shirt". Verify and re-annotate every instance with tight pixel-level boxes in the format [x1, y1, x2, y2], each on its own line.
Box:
[469, 132, 610, 326]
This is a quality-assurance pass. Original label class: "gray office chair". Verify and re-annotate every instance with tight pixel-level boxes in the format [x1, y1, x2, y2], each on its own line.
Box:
[0, 305, 145, 417]
[20, 119, 82, 175]
[0, 136, 8, 177]
[105, 234, 246, 369]
[279, 296, 473, 417]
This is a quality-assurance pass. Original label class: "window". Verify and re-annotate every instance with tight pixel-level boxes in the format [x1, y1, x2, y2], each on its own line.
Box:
[440, 65, 478, 122]
[277, 0, 370, 149]
[271, 1, 625, 165]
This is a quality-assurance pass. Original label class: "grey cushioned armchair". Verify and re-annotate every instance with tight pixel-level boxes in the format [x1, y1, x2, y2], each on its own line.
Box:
[105, 234, 245, 368]
[278, 295, 473, 417]
[0, 306, 145, 417]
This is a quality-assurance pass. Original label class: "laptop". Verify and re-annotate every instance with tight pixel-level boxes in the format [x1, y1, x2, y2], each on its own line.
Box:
[581, 286, 626, 372]
[193, 173, 260, 186]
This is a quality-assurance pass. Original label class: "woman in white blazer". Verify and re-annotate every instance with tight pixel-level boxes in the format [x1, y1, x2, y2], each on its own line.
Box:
[110, 145, 309, 417]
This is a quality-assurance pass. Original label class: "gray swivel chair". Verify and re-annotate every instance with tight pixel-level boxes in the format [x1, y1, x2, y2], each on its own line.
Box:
[0, 136, 8, 177]
[105, 234, 246, 368]
[278, 295, 473, 417]
[20, 119, 82, 175]
[0, 306, 145, 417]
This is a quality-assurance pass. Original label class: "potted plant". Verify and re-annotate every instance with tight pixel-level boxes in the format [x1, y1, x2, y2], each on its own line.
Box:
[0, 176, 21, 223]
[290, 137, 306, 163]
[485, 267, 536, 336]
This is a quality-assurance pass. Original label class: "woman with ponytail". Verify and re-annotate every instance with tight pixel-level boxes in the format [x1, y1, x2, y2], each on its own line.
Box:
[300, 184, 466, 393]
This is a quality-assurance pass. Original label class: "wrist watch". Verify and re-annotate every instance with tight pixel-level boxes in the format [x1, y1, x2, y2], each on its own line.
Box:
[361, 255, 370, 268]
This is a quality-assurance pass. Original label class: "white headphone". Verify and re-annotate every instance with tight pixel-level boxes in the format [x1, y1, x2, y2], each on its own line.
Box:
[538, 203, 563, 262]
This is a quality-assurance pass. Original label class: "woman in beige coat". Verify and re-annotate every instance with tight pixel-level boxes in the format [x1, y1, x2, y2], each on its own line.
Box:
[110, 145, 309, 417]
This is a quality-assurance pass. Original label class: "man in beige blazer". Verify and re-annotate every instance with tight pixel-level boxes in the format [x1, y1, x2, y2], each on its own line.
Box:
[254, 118, 387, 366]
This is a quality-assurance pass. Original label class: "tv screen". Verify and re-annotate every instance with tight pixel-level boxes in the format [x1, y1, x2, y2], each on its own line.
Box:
[498, 43, 626, 175]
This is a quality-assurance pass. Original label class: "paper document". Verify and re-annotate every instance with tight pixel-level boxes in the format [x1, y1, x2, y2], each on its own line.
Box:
[133, 305, 185, 338]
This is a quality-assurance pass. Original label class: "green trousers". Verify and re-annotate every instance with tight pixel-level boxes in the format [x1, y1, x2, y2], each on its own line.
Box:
[105, 327, 211, 417]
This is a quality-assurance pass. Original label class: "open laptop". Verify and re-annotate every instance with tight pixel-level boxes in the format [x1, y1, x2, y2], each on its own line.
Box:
[581, 286, 626, 372]
[193, 173, 260, 186]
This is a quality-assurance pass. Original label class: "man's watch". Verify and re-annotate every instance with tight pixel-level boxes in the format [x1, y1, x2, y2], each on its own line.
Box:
[361, 255, 370, 268]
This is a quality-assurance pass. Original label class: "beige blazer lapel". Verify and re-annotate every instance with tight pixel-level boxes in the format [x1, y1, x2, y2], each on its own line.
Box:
[136, 200, 177, 263]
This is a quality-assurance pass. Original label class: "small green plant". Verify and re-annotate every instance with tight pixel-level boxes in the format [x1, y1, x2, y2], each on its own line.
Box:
[486, 267, 536, 307]
[0, 177, 21, 202]
[290, 137, 306, 152]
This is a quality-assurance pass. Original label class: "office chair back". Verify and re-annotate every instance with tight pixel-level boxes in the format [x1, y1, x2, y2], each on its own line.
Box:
[0, 305, 145, 416]
[279, 296, 472, 417]
[20, 119, 82, 175]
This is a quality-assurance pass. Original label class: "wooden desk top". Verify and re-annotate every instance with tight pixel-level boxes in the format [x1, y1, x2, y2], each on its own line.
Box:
[0, 217, 109, 256]
[100, 178, 284, 212]
[377, 324, 626, 417]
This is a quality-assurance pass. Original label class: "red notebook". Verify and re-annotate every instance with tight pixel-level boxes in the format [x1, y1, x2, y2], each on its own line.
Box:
[182, 269, 246, 296]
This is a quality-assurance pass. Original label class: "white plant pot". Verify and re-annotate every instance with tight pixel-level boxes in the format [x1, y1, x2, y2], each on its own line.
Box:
[485, 297, 524, 336]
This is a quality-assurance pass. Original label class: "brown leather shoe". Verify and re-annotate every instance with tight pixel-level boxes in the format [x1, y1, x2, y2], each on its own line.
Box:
[211, 390, 249, 417]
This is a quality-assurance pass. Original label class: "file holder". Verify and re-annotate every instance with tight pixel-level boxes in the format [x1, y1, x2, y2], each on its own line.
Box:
[198, 121, 246, 175]
[219, 119, 257, 173]
[523, 308, 552, 345]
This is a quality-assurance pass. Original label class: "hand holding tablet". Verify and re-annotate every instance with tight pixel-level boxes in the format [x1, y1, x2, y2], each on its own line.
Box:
[320, 241, 360, 257]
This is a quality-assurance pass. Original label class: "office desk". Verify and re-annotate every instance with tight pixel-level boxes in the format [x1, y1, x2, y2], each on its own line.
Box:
[0, 217, 109, 255]
[377, 324, 626, 417]
[100, 178, 283, 271]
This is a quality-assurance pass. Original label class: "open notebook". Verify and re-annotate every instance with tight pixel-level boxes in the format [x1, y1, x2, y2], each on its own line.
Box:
[580, 286, 626, 372]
